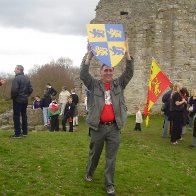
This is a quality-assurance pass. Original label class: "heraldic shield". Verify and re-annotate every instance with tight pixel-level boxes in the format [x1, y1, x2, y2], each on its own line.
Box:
[87, 24, 126, 67]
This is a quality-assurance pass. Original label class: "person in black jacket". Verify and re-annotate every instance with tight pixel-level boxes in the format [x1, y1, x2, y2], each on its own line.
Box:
[10, 65, 33, 138]
[32, 95, 41, 109]
[161, 83, 173, 138]
[170, 83, 187, 144]
[187, 89, 195, 130]
[62, 96, 75, 132]
[188, 89, 196, 148]
[46, 83, 57, 98]
[71, 89, 79, 126]
[40, 90, 52, 126]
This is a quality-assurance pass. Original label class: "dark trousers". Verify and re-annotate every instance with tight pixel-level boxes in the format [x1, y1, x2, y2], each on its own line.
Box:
[193, 116, 196, 137]
[50, 115, 59, 131]
[62, 115, 73, 132]
[13, 100, 28, 136]
[134, 123, 141, 131]
[171, 111, 183, 142]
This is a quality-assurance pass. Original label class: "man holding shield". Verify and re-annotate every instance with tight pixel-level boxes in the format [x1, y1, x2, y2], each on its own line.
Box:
[80, 39, 134, 195]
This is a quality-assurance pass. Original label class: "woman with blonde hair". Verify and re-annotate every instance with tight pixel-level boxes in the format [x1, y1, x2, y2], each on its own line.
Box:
[170, 83, 187, 144]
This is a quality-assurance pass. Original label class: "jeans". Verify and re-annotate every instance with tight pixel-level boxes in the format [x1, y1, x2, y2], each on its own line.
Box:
[43, 107, 48, 125]
[13, 100, 28, 136]
[188, 115, 193, 128]
[163, 115, 169, 137]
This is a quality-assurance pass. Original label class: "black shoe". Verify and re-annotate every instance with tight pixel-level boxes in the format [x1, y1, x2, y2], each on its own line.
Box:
[10, 134, 22, 139]
[106, 185, 116, 195]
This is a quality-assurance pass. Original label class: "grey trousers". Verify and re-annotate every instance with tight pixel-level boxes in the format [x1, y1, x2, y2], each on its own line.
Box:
[86, 122, 120, 187]
[192, 137, 196, 146]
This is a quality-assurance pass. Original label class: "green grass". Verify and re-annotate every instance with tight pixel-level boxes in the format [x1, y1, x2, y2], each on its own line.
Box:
[0, 98, 12, 113]
[0, 116, 195, 196]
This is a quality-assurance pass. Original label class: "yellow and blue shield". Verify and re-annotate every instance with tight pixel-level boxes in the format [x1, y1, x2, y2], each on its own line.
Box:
[87, 24, 126, 67]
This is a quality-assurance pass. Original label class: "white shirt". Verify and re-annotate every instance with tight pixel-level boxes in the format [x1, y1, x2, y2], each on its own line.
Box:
[58, 90, 71, 104]
[136, 110, 143, 123]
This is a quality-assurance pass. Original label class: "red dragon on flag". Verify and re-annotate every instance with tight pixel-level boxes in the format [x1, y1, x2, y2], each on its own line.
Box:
[144, 59, 171, 126]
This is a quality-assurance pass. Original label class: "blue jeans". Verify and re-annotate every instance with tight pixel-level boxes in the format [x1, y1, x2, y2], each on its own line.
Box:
[163, 115, 169, 137]
[188, 115, 193, 128]
[13, 100, 28, 136]
[42, 107, 48, 125]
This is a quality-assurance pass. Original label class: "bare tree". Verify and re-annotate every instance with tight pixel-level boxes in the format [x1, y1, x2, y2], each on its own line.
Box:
[0, 57, 80, 105]
[29, 57, 79, 98]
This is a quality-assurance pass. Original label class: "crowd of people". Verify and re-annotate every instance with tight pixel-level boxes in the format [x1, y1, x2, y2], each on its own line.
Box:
[161, 83, 196, 148]
[32, 83, 79, 132]
[1, 66, 79, 136]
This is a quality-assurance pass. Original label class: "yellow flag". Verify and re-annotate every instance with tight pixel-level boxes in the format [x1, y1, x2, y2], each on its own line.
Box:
[144, 59, 171, 126]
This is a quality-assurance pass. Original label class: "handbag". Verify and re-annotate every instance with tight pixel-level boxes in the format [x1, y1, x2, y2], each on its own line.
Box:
[188, 106, 193, 112]
[161, 103, 166, 112]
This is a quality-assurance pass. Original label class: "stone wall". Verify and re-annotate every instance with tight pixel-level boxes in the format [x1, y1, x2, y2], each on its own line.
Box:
[0, 106, 45, 131]
[79, 0, 196, 114]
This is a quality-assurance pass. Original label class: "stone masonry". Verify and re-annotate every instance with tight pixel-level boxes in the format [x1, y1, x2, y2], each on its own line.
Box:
[79, 0, 196, 115]
[0, 106, 45, 131]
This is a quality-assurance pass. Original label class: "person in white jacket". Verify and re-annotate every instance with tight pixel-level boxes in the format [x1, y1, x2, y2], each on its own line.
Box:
[58, 86, 70, 115]
[134, 106, 143, 131]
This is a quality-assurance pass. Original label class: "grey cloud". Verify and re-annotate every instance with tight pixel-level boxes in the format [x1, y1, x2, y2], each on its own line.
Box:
[0, 0, 99, 35]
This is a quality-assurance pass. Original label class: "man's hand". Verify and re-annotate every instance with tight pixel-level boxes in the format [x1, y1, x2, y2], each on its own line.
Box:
[125, 38, 132, 60]
[85, 42, 94, 64]
[87, 42, 94, 60]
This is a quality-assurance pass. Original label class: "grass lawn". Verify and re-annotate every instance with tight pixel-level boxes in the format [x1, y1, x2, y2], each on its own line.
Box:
[0, 115, 195, 196]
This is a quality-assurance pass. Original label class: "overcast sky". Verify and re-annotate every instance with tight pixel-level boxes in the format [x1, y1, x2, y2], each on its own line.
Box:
[0, 0, 99, 75]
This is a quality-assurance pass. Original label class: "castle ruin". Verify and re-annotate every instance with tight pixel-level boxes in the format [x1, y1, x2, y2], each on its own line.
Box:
[78, 0, 196, 115]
